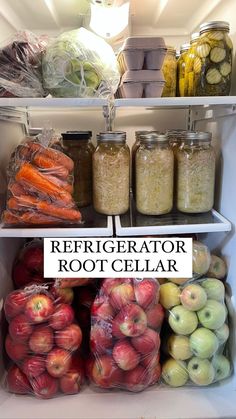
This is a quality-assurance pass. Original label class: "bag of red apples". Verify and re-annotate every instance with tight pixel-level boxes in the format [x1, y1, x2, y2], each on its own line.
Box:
[3, 284, 85, 398]
[88, 278, 164, 392]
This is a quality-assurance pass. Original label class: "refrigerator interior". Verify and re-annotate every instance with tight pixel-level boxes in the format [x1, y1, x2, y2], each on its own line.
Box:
[0, 0, 236, 417]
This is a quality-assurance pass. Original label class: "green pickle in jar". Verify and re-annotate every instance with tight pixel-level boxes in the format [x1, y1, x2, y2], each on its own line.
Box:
[176, 131, 216, 213]
[136, 132, 174, 215]
[162, 46, 177, 97]
[62, 131, 94, 207]
[93, 131, 130, 215]
[184, 33, 200, 96]
[177, 43, 190, 96]
[194, 21, 233, 96]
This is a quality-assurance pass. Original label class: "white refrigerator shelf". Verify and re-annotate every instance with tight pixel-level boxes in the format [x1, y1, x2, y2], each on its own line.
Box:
[0, 207, 113, 238]
[115, 208, 231, 236]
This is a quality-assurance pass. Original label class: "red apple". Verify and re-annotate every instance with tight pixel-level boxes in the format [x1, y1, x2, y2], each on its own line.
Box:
[102, 278, 122, 296]
[134, 279, 159, 309]
[124, 365, 148, 392]
[22, 243, 44, 273]
[55, 323, 82, 351]
[90, 324, 113, 354]
[91, 355, 123, 388]
[6, 365, 31, 394]
[25, 294, 54, 323]
[112, 303, 147, 337]
[76, 306, 91, 328]
[147, 363, 162, 386]
[9, 314, 33, 343]
[32, 372, 58, 399]
[22, 355, 46, 379]
[131, 328, 160, 354]
[60, 366, 84, 394]
[51, 286, 74, 305]
[49, 303, 74, 330]
[113, 340, 140, 371]
[76, 287, 95, 308]
[46, 348, 71, 378]
[4, 290, 27, 319]
[146, 303, 164, 330]
[142, 352, 160, 369]
[12, 263, 33, 289]
[29, 326, 53, 354]
[91, 297, 114, 321]
[110, 283, 135, 310]
[5, 334, 28, 362]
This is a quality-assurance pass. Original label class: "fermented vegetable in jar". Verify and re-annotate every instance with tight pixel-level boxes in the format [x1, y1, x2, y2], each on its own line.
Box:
[177, 43, 190, 96]
[184, 33, 200, 96]
[194, 21, 232, 96]
[176, 131, 216, 213]
[131, 130, 149, 197]
[62, 131, 94, 207]
[162, 46, 177, 97]
[93, 131, 130, 215]
[167, 129, 185, 154]
[136, 132, 174, 215]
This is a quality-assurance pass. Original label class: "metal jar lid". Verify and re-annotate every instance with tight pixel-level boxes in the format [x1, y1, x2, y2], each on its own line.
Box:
[135, 130, 149, 140]
[139, 132, 168, 143]
[167, 129, 186, 139]
[180, 43, 190, 53]
[182, 131, 212, 142]
[62, 131, 92, 140]
[190, 32, 200, 43]
[97, 131, 126, 142]
[200, 21, 230, 34]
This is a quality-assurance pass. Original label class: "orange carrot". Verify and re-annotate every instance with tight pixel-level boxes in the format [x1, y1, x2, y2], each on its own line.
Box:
[2, 211, 20, 225]
[28, 142, 74, 171]
[46, 175, 73, 194]
[9, 182, 27, 197]
[16, 163, 73, 205]
[33, 154, 69, 179]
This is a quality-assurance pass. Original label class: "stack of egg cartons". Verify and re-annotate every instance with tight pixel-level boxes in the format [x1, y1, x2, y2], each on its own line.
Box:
[117, 37, 167, 98]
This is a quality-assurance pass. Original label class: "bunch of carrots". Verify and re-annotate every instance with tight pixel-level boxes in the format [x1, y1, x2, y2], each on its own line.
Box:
[3, 140, 82, 225]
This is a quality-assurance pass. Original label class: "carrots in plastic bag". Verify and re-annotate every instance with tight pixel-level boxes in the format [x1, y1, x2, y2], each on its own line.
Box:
[32, 154, 69, 179]
[45, 175, 73, 194]
[27, 142, 74, 171]
[3, 210, 66, 225]
[2, 211, 20, 225]
[8, 195, 81, 222]
[16, 163, 73, 205]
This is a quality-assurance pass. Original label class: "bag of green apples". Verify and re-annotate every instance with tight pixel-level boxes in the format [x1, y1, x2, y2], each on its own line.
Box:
[160, 277, 231, 387]
[87, 278, 164, 392]
[3, 284, 84, 398]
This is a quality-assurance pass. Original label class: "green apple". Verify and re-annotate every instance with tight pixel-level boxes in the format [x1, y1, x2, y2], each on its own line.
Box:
[160, 283, 180, 309]
[188, 357, 215, 386]
[207, 255, 227, 280]
[212, 355, 231, 381]
[193, 241, 211, 276]
[190, 327, 219, 358]
[169, 305, 198, 335]
[162, 358, 188, 387]
[167, 334, 192, 360]
[215, 323, 229, 345]
[180, 284, 207, 311]
[197, 300, 226, 330]
[201, 278, 225, 301]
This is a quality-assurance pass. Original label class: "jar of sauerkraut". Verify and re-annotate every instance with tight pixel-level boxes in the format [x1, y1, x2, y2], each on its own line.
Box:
[136, 132, 174, 215]
[162, 46, 177, 97]
[93, 131, 130, 215]
[176, 131, 216, 213]
[167, 129, 185, 154]
[177, 43, 190, 96]
[194, 21, 232, 96]
[131, 130, 149, 197]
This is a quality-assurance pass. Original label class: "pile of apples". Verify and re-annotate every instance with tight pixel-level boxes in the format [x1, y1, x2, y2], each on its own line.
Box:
[160, 278, 230, 387]
[4, 286, 84, 398]
[88, 278, 164, 392]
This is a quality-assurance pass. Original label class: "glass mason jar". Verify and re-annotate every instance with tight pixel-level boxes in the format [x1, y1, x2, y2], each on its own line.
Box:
[62, 131, 94, 207]
[93, 131, 130, 215]
[136, 132, 174, 215]
[131, 130, 149, 197]
[194, 21, 233, 96]
[184, 32, 200, 96]
[167, 129, 185, 154]
[176, 131, 216, 213]
[162, 46, 177, 97]
[177, 43, 190, 96]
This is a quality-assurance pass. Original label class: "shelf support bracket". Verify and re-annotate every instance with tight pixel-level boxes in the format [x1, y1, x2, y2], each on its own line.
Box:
[191, 104, 236, 127]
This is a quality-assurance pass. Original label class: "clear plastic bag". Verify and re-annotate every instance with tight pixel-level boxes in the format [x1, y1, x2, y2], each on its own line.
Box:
[2, 132, 82, 226]
[88, 278, 164, 392]
[0, 31, 47, 97]
[42, 28, 120, 98]
[161, 277, 231, 387]
[12, 239, 44, 288]
[3, 284, 84, 398]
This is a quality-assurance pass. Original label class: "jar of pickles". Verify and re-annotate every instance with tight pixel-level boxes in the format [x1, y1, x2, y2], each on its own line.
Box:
[162, 46, 177, 97]
[194, 21, 233, 96]
[136, 132, 174, 215]
[184, 32, 200, 96]
[176, 131, 216, 213]
[93, 131, 130, 215]
[177, 43, 190, 96]
[62, 131, 94, 207]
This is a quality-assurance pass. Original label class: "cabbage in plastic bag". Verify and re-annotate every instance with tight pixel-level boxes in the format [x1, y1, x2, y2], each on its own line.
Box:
[42, 28, 120, 98]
